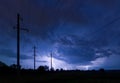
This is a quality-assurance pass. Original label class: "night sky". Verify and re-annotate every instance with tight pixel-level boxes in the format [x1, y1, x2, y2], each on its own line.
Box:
[0, 0, 120, 70]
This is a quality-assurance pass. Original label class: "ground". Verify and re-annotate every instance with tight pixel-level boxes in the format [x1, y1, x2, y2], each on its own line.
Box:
[0, 70, 120, 83]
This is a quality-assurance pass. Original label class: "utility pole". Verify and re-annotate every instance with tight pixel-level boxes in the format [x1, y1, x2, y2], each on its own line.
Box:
[15, 13, 29, 72]
[17, 13, 20, 71]
[33, 46, 36, 70]
[50, 52, 53, 70]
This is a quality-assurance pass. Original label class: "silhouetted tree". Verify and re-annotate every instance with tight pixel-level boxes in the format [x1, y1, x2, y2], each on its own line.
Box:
[99, 68, 105, 72]
[37, 65, 49, 72]
[56, 69, 60, 72]
[91, 69, 96, 72]
[10, 64, 17, 69]
[60, 68, 64, 71]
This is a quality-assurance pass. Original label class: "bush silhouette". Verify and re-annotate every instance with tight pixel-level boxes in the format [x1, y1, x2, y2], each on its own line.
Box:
[10, 64, 17, 69]
[99, 68, 105, 72]
[37, 65, 49, 72]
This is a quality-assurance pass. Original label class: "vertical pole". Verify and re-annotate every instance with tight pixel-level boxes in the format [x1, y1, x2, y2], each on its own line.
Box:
[33, 46, 36, 70]
[51, 52, 52, 70]
[17, 13, 20, 70]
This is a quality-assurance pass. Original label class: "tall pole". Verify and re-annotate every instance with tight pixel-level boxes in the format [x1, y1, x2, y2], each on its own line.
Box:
[50, 52, 52, 70]
[17, 13, 20, 70]
[15, 13, 29, 71]
[33, 46, 36, 70]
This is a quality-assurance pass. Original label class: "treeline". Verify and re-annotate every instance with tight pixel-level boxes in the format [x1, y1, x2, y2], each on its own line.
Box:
[0, 64, 106, 73]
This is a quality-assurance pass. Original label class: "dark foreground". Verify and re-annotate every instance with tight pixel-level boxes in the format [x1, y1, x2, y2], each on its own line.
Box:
[0, 70, 120, 83]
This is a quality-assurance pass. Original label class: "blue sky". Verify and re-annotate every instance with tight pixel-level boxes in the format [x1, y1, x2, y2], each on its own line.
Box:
[0, 0, 120, 70]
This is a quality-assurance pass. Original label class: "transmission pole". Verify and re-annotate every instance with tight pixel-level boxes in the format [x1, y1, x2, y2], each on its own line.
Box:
[17, 13, 20, 71]
[33, 46, 36, 70]
[50, 52, 53, 70]
[15, 13, 29, 71]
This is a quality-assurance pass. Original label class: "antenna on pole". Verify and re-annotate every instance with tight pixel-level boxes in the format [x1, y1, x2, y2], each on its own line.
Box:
[33, 46, 36, 70]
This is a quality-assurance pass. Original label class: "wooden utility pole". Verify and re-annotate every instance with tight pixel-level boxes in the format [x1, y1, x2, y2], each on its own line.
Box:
[16, 13, 29, 71]
[17, 13, 20, 70]
[33, 46, 36, 70]
[50, 52, 53, 70]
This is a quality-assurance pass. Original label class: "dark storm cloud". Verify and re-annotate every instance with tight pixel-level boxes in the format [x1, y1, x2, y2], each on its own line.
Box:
[1, 0, 120, 40]
[93, 0, 119, 8]
[0, 0, 87, 40]
[32, 0, 86, 24]
[0, 48, 32, 60]
[53, 35, 112, 65]
[101, 55, 120, 69]
[57, 34, 108, 48]
[0, 41, 8, 48]
[57, 46, 95, 64]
